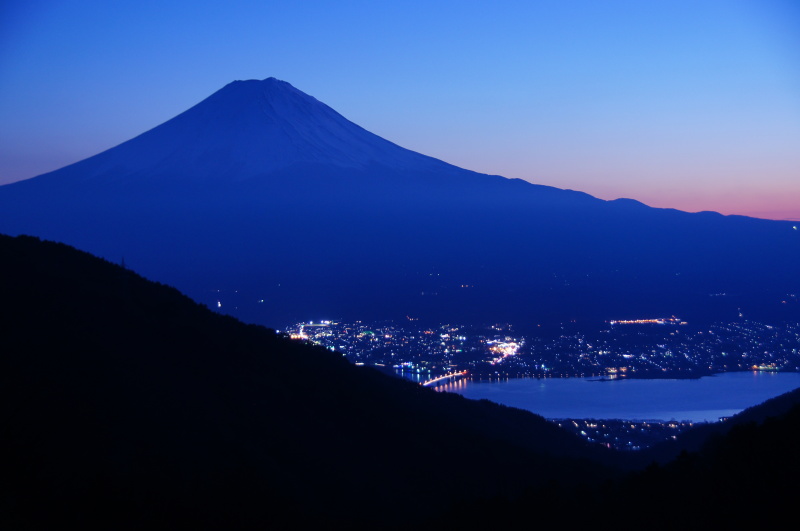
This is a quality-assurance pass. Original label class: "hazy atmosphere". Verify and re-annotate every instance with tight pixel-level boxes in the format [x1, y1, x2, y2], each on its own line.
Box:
[2, 0, 798, 220]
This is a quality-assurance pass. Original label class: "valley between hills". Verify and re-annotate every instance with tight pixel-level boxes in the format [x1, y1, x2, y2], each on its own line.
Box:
[2, 234, 799, 528]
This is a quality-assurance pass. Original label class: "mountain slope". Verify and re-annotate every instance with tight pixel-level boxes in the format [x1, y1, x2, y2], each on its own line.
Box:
[0, 234, 618, 528]
[442, 399, 800, 528]
[633, 386, 800, 466]
[0, 78, 797, 328]
[11, 78, 459, 191]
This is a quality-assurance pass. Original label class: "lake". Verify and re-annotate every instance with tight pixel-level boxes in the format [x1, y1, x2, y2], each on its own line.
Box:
[434, 371, 800, 422]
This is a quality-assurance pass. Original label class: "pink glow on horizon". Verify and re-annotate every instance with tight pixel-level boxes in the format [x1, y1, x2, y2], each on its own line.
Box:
[574, 183, 800, 221]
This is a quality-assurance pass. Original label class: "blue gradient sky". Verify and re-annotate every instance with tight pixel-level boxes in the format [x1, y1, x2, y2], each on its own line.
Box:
[2, 1, 798, 219]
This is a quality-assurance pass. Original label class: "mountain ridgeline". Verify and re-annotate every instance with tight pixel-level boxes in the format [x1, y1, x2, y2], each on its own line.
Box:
[1, 78, 798, 328]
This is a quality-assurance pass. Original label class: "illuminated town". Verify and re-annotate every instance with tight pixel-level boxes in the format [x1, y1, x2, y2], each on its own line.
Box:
[552, 419, 697, 451]
[285, 318, 800, 381]
[285, 318, 800, 449]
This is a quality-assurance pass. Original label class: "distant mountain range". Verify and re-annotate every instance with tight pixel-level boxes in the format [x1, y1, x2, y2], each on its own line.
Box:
[1, 78, 798, 328]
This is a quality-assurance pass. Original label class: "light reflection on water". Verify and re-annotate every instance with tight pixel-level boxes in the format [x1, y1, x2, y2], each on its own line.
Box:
[434, 371, 800, 422]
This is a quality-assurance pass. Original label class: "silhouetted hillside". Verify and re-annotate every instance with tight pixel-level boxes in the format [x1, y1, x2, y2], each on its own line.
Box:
[633, 386, 800, 466]
[440, 397, 800, 528]
[4, 234, 799, 528]
[1, 234, 617, 528]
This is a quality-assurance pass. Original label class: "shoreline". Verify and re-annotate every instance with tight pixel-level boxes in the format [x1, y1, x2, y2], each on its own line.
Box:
[450, 368, 797, 384]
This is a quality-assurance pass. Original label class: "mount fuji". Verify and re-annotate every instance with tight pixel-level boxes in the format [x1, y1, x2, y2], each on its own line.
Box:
[1, 78, 797, 327]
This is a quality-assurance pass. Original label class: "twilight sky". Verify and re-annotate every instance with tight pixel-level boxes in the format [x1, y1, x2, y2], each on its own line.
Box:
[1, 1, 798, 220]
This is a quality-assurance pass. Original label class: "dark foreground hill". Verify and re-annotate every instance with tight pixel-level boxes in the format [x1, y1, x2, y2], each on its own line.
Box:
[451, 393, 800, 529]
[635, 386, 800, 466]
[1, 78, 798, 328]
[1, 234, 617, 528]
[2, 234, 799, 528]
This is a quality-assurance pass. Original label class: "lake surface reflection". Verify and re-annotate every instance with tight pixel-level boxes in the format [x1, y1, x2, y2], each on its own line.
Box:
[435, 371, 800, 422]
